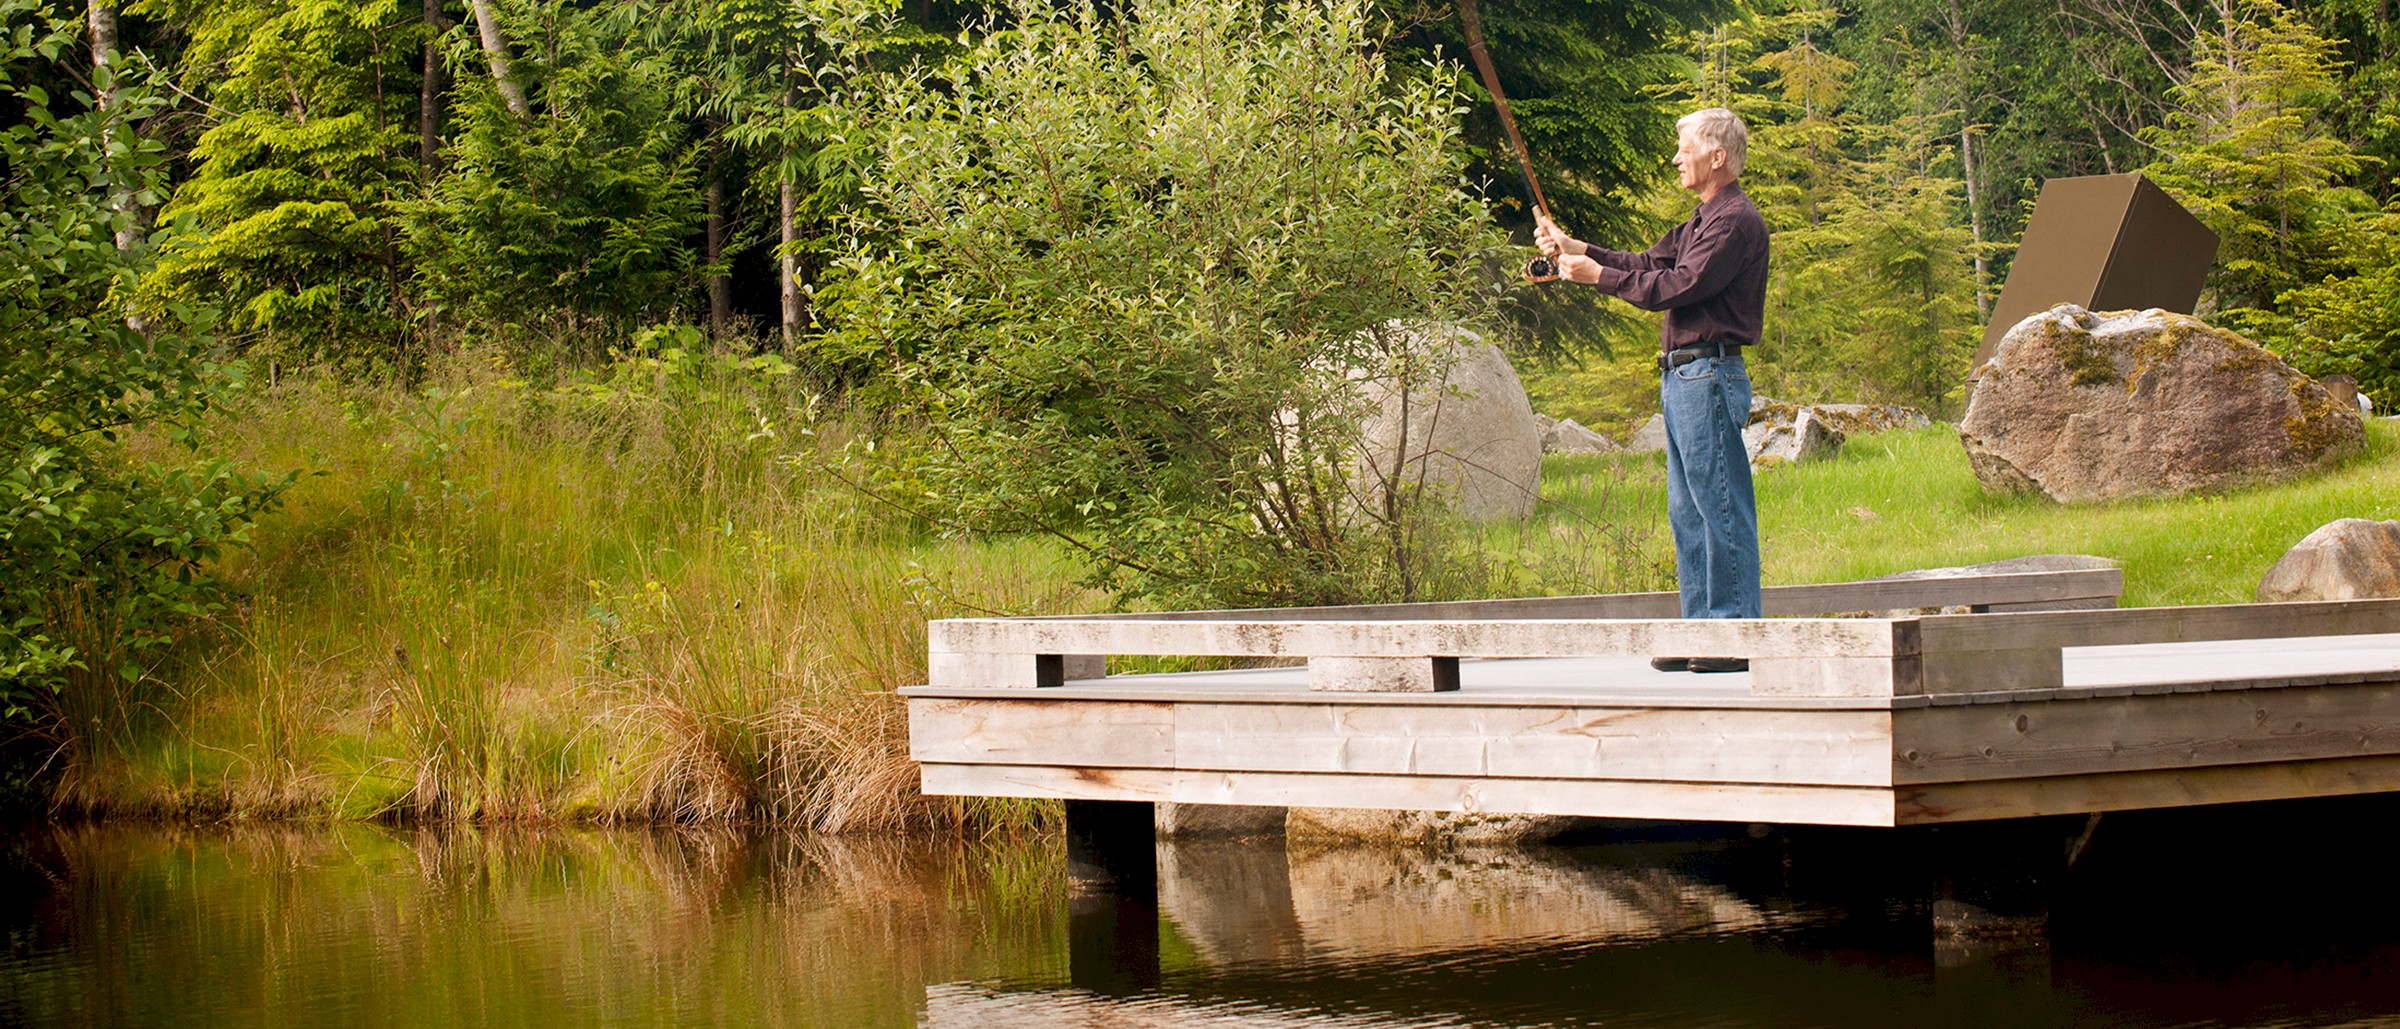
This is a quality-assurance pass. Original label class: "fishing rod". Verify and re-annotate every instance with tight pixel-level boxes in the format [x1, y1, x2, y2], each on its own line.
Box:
[1455, 0, 1557, 277]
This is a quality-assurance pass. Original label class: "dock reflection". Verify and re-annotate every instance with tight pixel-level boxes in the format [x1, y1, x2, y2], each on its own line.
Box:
[1159, 836, 1782, 968]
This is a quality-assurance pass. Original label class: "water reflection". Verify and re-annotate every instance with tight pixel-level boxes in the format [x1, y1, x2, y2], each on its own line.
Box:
[4, 806, 2400, 1028]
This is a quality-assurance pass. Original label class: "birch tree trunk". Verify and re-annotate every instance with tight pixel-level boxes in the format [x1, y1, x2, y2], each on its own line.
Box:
[87, 3, 143, 255]
[421, 0, 449, 177]
[88, 2, 147, 332]
[778, 78, 802, 348]
[467, 0, 530, 118]
[707, 171, 731, 340]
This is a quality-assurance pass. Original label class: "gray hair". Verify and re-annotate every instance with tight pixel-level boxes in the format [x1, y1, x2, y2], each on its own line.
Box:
[1677, 107, 1748, 177]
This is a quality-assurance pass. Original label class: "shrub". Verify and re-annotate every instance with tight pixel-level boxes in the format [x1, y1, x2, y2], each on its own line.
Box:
[1, 3, 290, 772]
[820, 0, 1505, 607]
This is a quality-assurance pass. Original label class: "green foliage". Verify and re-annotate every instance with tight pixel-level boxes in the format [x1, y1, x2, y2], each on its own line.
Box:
[2273, 191, 2400, 406]
[2141, 0, 2370, 313]
[1380, 0, 1733, 358]
[825, 0, 1505, 608]
[134, 0, 424, 358]
[1764, 118, 1980, 414]
[0, 3, 291, 743]
[404, 2, 705, 343]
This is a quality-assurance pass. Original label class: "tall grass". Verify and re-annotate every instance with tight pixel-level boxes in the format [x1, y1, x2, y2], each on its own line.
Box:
[87, 341, 2400, 828]
[90, 347, 1096, 831]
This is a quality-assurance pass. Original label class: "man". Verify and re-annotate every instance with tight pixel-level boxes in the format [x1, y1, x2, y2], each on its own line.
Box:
[1532, 107, 1768, 673]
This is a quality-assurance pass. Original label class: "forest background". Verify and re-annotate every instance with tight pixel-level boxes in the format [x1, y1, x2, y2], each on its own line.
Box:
[4, 0, 2398, 825]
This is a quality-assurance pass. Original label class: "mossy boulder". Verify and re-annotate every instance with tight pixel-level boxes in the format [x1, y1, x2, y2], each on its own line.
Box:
[2257, 519, 2400, 601]
[1958, 305, 2363, 503]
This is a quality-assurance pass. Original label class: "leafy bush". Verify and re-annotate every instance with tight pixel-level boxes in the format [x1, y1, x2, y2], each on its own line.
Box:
[1, 4, 290, 757]
[822, 0, 1504, 608]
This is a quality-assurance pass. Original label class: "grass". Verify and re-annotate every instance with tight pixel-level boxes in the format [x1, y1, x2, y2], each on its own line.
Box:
[1750, 421, 2400, 606]
[57, 345, 2400, 827]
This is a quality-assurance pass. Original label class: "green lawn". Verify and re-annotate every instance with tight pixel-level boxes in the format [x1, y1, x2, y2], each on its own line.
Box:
[1732, 421, 2395, 607]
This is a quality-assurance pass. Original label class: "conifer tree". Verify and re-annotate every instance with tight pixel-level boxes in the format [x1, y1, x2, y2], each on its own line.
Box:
[2141, 0, 2367, 314]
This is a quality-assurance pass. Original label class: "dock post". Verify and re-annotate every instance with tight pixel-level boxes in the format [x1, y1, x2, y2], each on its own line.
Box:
[1929, 817, 2078, 943]
[1065, 799, 1159, 993]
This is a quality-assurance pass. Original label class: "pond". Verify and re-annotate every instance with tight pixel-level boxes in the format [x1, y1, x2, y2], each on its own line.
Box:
[4, 798, 2398, 1027]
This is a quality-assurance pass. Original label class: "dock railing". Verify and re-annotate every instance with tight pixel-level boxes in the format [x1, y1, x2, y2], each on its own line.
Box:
[925, 568, 2400, 699]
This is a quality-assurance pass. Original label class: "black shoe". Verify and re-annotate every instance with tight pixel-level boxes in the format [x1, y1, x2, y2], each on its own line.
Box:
[1689, 657, 1749, 673]
[1650, 657, 1692, 672]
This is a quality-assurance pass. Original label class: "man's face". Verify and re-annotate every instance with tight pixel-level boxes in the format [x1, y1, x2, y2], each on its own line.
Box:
[1673, 129, 1722, 192]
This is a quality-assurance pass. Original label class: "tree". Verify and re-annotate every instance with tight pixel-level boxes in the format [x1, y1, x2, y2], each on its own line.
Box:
[1377, 0, 1732, 359]
[2, 1, 290, 751]
[2141, 0, 2368, 314]
[824, 0, 1504, 607]
[133, 0, 426, 359]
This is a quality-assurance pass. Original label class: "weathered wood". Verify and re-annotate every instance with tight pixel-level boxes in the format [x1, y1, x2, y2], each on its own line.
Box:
[930, 616, 1913, 664]
[909, 697, 1894, 785]
[1179, 702, 1891, 786]
[1919, 598, 2400, 653]
[1894, 681, 2400, 784]
[908, 698, 1174, 767]
[1307, 656, 1459, 692]
[920, 762, 1902, 826]
[1013, 568, 2122, 623]
[1893, 754, 2400, 823]
[1922, 647, 2063, 695]
[1752, 655, 1917, 697]
[926, 651, 1106, 688]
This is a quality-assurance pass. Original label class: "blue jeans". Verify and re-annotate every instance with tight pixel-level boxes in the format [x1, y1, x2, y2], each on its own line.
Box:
[1661, 353, 1761, 620]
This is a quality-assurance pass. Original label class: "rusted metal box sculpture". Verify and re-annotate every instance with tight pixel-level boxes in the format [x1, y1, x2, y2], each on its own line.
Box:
[1973, 173, 2219, 377]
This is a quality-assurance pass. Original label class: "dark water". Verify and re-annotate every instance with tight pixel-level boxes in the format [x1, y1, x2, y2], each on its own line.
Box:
[4, 798, 2399, 1028]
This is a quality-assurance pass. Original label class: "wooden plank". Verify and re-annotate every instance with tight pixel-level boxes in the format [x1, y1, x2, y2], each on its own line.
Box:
[1175, 702, 1893, 786]
[909, 695, 1895, 785]
[1920, 598, 2400, 653]
[929, 616, 1912, 663]
[926, 651, 1107, 688]
[1752, 655, 1916, 697]
[918, 763, 1901, 827]
[1893, 680, 2400, 784]
[1921, 647, 2063, 694]
[908, 698, 1174, 766]
[1010, 569, 2122, 623]
[1307, 656, 1459, 692]
[1894, 754, 2400, 824]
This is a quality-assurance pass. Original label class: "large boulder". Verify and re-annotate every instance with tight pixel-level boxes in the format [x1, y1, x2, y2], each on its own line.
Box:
[2257, 519, 2400, 601]
[1959, 306, 2364, 502]
[1351, 324, 1543, 520]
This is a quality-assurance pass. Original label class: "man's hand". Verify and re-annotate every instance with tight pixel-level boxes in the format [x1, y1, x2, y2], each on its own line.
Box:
[1522, 253, 1603, 285]
[1533, 212, 1580, 259]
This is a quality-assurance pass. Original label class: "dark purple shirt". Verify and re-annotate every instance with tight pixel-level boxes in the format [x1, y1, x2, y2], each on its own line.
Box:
[1583, 182, 1770, 353]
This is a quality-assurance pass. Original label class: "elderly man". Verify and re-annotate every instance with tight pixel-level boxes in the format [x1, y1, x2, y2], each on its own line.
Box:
[1533, 107, 1768, 673]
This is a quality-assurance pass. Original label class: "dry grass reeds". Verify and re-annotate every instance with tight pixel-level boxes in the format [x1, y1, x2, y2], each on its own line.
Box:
[86, 347, 1101, 831]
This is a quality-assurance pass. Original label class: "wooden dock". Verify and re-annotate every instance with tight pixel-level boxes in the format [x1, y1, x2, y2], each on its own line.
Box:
[903, 568, 2400, 827]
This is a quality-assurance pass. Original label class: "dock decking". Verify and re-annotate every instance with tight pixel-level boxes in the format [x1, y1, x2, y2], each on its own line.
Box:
[903, 569, 2400, 826]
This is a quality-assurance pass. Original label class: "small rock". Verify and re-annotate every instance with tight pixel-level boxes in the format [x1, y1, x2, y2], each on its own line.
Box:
[2256, 519, 2400, 601]
[1745, 407, 1845, 466]
[1286, 807, 1583, 844]
[1626, 414, 1668, 454]
[1542, 416, 1622, 455]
